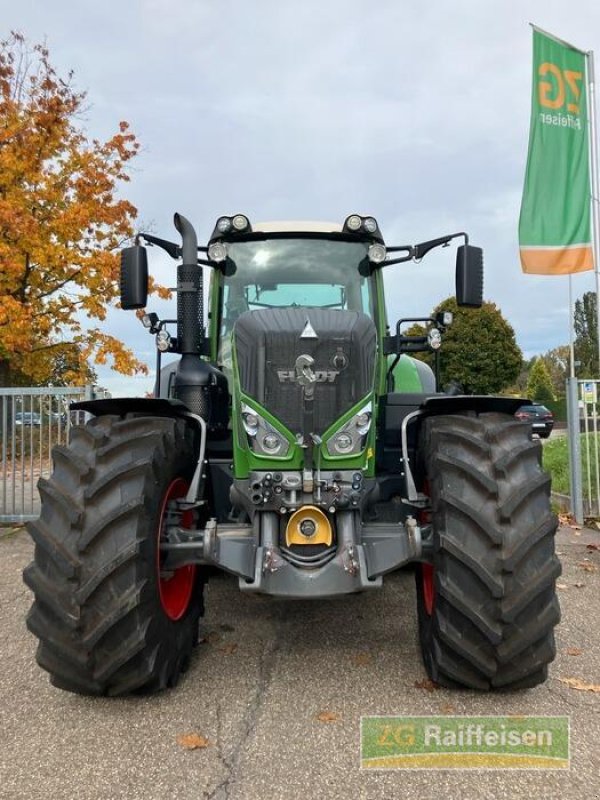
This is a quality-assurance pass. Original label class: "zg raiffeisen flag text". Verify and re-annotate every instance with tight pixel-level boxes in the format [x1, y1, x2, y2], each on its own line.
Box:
[519, 27, 594, 274]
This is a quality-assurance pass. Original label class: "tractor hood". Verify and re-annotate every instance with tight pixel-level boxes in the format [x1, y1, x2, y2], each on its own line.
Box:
[233, 307, 376, 438]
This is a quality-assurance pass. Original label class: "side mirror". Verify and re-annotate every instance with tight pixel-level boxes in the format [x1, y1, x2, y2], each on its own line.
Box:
[120, 246, 148, 309]
[456, 245, 483, 307]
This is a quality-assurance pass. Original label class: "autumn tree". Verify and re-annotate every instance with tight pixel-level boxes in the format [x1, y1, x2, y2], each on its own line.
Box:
[538, 345, 569, 397]
[526, 357, 555, 404]
[0, 32, 160, 386]
[574, 291, 598, 377]
[408, 297, 523, 394]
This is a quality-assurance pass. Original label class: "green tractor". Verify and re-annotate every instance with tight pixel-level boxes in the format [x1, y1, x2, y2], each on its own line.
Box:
[24, 213, 560, 695]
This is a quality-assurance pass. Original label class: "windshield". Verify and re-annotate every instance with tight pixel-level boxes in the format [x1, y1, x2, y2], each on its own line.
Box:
[217, 237, 373, 372]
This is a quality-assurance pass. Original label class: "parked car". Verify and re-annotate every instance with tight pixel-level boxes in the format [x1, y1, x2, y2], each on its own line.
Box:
[14, 412, 42, 427]
[515, 404, 554, 438]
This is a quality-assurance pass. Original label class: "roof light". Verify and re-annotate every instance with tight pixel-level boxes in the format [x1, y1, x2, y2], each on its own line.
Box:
[363, 217, 378, 233]
[232, 214, 249, 231]
[216, 217, 231, 233]
[346, 214, 362, 231]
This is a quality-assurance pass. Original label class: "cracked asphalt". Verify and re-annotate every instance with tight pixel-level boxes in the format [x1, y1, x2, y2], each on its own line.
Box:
[1, 525, 599, 800]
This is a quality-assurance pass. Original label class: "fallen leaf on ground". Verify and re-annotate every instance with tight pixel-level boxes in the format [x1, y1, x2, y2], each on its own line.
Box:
[556, 583, 569, 590]
[441, 704, 455, 714]
[176, 733, 211, 750]
[574, 582, 585, 588]
[565, 647, 583, 656]
[218, 643, 238, 655]
[578, 561, 598, 573]
[559, 678, 600, 693]
[315, 711, 340, 723]
[414, 679, 440, 692]
[352, 652, 372, 666]
[200, 631, 222, 645]
[586, 543, 600, 552]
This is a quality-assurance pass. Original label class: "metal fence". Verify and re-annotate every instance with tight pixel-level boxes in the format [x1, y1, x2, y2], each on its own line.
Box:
[566, 377, 600, 521]
[0, 386, 105, 523]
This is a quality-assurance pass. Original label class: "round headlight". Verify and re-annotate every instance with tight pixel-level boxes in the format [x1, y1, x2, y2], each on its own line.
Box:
[156, 330, 171, 352]
[232, 214, 249, 231]
[356, 412, 371, 428]
[428, 328, 442, 350]
[346, 214, 362, 231]
[208, 241, 227, 263]
[333, 431, 354, 453]
[368, 243, 386, 264]
[363, 217, 378, 233]
[262, 433, 282, 453]
[216, 217, 231, 233]
[242, 412, 259, 436]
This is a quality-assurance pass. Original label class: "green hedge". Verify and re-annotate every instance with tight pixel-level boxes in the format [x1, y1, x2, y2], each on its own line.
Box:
[546, 397, 567, 423]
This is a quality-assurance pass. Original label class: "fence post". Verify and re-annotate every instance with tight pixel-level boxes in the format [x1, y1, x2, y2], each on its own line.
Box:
[566, 377, 584, 524]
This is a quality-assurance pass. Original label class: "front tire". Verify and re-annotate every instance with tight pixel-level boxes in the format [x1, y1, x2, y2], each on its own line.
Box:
[24, 414, 204, 696]
[416, 412, 560, 690]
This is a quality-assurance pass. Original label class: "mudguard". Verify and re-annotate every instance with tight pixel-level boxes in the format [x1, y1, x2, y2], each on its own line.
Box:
[71, 397, 190, 418]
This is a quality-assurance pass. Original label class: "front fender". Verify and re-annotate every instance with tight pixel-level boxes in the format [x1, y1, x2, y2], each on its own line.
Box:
[71, 397, 190, 418]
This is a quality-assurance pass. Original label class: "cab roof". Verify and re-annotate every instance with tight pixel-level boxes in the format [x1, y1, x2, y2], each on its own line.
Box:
[252, 221, 343, 234]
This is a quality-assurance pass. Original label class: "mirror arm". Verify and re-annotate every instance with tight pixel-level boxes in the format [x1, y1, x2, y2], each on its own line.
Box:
[137, 233, 182, 260]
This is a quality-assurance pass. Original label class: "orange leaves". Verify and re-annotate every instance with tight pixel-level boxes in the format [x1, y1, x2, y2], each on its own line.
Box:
[176, 733, 211, 750]
[414, 678, 440, 692]
[315, 711, 341, 723]
[559, 678, 600, 693]
[0, 32, 157, 383]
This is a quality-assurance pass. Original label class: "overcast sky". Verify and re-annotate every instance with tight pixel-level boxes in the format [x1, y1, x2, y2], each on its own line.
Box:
[3, 0, 600, 395]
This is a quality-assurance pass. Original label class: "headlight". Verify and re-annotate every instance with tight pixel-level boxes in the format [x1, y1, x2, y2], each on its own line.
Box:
[325, 401, 372, 457]
[332, 432, 354, 454]
[261, 432, 284, 454]
[242, 410, 259, 436]
[428, 328, 442, 350]
[216, 217, 231, 233]
[240, 404, 290, 458]
[232, 214, 249, 231]
[156, 329, 171, 352]
[208, 241, 227, 263]
[363, 217, 378, 233]
[346, 214, 362, 231]
[368, 243, 386, 264]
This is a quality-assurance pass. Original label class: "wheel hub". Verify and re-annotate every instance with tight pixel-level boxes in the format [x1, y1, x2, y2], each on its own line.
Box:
[157, 478, 196, 621]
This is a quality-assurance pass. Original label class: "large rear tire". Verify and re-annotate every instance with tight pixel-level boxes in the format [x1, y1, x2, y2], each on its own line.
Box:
[415, 412, 560, 690]
[24, 414, 204, 696]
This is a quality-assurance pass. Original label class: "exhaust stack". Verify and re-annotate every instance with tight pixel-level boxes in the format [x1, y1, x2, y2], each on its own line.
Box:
[172, 213, 228, 431]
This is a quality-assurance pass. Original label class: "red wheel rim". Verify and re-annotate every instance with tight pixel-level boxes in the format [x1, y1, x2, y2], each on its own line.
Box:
[157, 477, 196, 621]
[421, 563, 435, 616]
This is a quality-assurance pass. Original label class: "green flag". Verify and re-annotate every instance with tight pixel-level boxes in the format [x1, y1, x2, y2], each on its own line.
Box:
[519, 27, 593, 274]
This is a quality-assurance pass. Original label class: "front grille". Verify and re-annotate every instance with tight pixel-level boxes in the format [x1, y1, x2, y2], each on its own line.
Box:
[234, 307, 376, 436]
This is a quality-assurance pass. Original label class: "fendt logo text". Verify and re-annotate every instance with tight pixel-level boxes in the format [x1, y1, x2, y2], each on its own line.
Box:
[277, 369, 339, 384]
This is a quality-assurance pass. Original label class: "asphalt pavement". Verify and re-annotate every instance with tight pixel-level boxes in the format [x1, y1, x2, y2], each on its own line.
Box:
[0, 525, 599, 800]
